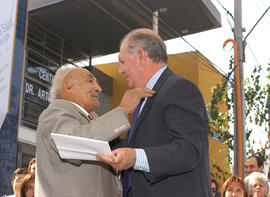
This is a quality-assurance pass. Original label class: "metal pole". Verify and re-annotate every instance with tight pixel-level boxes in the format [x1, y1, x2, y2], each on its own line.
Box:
[234, 0, 246, 178]
[224, 39, 244, 178]
[88, 56, 93, 72]
[152, 11, 158, 34]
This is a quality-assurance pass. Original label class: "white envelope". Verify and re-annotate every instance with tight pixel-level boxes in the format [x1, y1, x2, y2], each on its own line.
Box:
[51, 133, 112, 161]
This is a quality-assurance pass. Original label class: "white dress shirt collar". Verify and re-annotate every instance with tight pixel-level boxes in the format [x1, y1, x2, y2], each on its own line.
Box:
[138, 66, 167, 114]
[69, 101, 90, 118]
[146, 66, 167, 90]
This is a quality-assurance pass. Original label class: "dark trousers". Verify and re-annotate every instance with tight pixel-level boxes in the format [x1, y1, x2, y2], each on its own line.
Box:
[127, 189, 132, 197]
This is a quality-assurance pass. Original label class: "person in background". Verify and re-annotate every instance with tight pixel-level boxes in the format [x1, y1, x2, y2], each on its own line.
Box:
[35, 67, 154, 197]
[221, 176, 249, 197]
[27, 158, 36, 173]
[97, 28, 212, 197]
[212, 179, 221, 197]
[245, 155, 264, 176]
[244, 172, 269, 197]
[19, 173, 35, 197]
[5, 168, 29, 197]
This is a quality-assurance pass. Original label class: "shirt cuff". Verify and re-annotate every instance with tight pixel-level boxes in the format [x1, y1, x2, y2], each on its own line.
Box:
[134, 149, 150, 172]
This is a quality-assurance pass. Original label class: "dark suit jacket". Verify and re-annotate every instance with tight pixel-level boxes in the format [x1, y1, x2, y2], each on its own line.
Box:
[126, 68, 212, 197]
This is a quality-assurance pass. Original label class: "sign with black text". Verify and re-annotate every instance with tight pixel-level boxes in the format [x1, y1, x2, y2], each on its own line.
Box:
[0, 0, 18, 129]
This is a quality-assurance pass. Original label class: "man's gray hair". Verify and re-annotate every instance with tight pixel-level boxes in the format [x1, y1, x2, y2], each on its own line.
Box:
[120, 29, 168, 64]
[244, 172, 269, 193]
[49, 67, 73, 102]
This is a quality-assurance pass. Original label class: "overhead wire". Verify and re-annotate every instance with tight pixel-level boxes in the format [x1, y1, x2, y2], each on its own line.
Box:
[246, 44, 268, 77]
[254, 0, 270, 26]
[90, 0, 268, 86]
[215, 0, 234, 20]
[90, 0, 232, 79]
[215, 0, 234, 33]
[88, 0, 132, 31]
[166, 52, 225, 74]
[135, 0, 229, 77]
[250, 0, 270, 75]
[246, 44, 262, 68]
[212, 0, 236, 82]
[215, 0, 269, 81]
[90, 0, 227, 77]
[109, 2, 211, 72]
[243, 3, 270, 74]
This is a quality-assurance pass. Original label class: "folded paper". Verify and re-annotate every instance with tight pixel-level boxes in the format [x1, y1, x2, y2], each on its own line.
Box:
[51, 133, 112, 161]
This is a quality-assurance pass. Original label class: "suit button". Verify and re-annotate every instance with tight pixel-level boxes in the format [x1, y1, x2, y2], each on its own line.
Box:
[117, 190, 121, 195]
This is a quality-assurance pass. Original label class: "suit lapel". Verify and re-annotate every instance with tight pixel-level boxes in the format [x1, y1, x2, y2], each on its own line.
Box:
[128, 67, 173, 145]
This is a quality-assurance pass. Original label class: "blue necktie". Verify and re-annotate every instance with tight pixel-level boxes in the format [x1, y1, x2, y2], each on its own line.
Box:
[127, 98, 145, 143]
[122, 98, 145, 197]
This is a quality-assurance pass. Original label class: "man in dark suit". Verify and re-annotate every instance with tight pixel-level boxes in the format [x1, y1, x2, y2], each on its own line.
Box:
[97, 28, 212, 197]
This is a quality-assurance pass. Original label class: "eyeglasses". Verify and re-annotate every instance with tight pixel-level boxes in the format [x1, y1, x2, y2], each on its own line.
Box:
[212, 188, 216, 193]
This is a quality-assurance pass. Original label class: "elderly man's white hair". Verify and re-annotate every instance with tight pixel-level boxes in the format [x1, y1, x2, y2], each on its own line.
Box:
[49, 67, 73, 102]
[244, 171, 269, 194]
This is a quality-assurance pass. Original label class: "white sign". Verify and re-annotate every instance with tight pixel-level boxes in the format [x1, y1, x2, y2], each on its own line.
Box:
[0, 0, 18, 129]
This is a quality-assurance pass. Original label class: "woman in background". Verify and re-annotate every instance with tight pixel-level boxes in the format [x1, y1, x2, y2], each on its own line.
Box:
[19, 172, 35, 197]
[244, 172, 269, 197]
[221, 176, 249, 197]
[27, 158, 36, 173]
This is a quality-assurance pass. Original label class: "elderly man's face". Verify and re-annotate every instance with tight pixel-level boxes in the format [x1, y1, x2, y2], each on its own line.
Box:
[67, 69, 102, 113]
[245, 157, 263, 176]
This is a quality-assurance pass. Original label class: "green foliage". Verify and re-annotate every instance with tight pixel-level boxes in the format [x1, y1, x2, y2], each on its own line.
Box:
[244, 63, 270, 157]
[207, 58, 234, 152]
[210, 158, 230, 182]
[208, 57, 270, 180]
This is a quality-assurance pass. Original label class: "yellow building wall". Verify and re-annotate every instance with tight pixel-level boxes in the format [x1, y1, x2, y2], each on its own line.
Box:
[95, 52, 230, 186]
[167, 52, 198, 85]
[95, 63, 127, 109]
[196, 52, 228, 114]
[208, 136, 230, 189]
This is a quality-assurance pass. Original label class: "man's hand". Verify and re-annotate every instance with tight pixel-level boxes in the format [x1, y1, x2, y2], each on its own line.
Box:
[119, 87, 155, 114]
[96, 148, 136, 171]
[89, 111, 99, 120]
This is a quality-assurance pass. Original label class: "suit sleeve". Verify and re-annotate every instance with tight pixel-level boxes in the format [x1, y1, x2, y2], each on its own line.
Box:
[40, 105, 130, 165]
[143, 80, 208, 183]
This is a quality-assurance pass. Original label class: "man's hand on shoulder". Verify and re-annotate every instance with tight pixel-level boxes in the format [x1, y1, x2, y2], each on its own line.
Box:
[96, 148, 136, 171]
[119, 87, 155, 114]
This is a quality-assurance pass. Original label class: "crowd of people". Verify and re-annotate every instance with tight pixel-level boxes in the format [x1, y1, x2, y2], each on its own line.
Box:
[4, 154, 270, 197]
[212, 155, 270, 197]
[1, 158, 36, 197]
